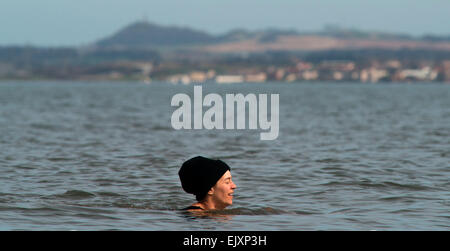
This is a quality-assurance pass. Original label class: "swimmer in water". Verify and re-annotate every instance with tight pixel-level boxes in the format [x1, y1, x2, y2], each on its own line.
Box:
[179, 156, 237, 211]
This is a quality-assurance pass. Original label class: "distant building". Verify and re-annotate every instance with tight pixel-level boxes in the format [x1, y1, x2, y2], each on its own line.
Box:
[215, 75, 244, 84]
[206, 70, 216, 80]
[332, 71, 344, 81]
[245, 72, 267, 82]
[190, 71, 207, 83]
[168, 74, 191, 85]
[275, 68, 285, 81]
[442, 61, 450, 82]
[301, 70, 319, 81]
[285, 73, 297, 82]
[398, 67, 438, 81]
[360, 68, 388, 83]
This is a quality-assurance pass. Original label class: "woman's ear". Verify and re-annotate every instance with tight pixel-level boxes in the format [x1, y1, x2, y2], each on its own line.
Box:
[207, 187, 215, 195]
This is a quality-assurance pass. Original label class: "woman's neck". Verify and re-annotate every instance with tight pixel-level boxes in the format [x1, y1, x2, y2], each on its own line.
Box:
[194, 198, 225, 210]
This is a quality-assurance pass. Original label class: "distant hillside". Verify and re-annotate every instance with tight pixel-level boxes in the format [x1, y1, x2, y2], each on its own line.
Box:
[95, 22, 301, 48]
[94, 21, 450, 52]
[96, 21, 218, 48]
[216, 28, 300, 43]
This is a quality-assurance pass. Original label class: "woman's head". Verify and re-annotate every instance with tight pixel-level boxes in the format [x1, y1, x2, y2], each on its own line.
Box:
[178, 156, 236, 208]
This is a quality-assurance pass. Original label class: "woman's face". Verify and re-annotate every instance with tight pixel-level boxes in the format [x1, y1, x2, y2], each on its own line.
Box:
[210, 170, 237, 208]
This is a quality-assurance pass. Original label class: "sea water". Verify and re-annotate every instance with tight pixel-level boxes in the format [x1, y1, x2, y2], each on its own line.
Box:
[0, 81, 449, 230]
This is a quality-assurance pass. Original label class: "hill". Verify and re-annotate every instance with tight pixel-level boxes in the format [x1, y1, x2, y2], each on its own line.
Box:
[94, 22, 450, 54]
[96, 21, 218, 48]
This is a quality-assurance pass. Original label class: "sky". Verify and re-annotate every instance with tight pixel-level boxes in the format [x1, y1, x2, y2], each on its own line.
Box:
[1, 0, 449, 47]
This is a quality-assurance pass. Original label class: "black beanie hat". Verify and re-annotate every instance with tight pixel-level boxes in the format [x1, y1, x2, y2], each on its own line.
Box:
[179, 156, 230, 200]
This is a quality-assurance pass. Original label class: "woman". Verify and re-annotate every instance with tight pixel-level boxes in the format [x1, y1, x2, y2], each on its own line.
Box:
[179, 156, 237, 211]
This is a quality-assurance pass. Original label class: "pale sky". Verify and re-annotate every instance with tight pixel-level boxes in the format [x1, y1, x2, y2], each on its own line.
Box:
[1, 0, 449, 47]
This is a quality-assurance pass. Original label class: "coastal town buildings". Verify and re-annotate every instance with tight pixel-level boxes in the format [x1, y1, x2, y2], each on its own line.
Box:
[160, 58, 448, 84]
[2, 53, 449, 83]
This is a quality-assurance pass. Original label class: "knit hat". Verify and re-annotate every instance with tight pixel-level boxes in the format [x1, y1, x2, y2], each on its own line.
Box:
[179, 156, 231, 201]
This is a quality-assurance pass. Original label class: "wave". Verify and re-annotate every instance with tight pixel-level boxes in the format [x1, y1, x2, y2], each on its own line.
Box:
[56, 190, 96, 199]
[52, 190, 124, 200]
[320, 180, 433, 191]
[177, 206, 316, 216]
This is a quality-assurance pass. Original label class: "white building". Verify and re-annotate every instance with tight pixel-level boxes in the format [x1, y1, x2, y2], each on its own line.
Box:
[399, 67, 438, 81]
[215, 75, 244, 84]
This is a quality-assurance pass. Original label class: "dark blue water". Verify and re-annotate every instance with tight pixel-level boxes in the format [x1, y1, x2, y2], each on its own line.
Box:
[0, 81, 449, 230]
